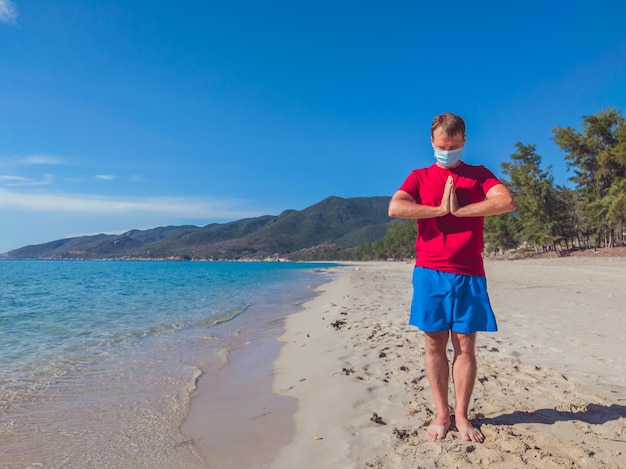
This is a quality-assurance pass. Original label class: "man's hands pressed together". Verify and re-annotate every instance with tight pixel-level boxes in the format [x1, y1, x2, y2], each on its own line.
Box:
[388, 173, 514, 221]
[441, 176, 460, 216]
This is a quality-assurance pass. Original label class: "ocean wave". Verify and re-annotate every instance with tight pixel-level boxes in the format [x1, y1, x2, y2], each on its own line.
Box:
[195, 303, 250, 328]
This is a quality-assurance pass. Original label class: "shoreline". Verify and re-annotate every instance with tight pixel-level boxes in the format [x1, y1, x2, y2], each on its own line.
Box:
[180, 310, 297, 468]
[270, 259, 626, 468]
[180, 266, 339, 468]
[0, 261, 335, 468]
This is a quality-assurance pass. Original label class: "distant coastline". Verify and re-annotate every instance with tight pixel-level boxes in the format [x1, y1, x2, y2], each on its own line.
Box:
[2, 196, 392, 261]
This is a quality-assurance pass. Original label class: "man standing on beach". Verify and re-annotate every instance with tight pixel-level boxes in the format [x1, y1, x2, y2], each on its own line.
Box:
[388, 113, 515, 442]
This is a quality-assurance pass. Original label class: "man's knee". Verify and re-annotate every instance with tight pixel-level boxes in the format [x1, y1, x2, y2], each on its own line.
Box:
[425, 331, 450, 354]
[451, 332, 476, 356]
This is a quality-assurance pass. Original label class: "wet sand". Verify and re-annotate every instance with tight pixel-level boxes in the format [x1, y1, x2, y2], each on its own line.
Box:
[180, 316, 296, 469]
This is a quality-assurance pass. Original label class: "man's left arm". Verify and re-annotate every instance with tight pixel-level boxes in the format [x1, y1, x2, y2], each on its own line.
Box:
[450, 183, 515, 217]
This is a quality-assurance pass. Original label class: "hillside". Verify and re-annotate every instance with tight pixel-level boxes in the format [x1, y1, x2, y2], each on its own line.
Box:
[3, 196, 392, 260]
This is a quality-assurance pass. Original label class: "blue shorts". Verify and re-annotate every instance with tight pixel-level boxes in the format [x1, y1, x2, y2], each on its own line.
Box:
[410, 267, 497, 334]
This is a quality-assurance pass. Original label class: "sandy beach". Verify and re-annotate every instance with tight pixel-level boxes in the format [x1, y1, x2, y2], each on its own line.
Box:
[269, 257, 626, 468]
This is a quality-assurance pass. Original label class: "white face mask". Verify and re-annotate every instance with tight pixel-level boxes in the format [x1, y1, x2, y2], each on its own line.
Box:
[434, 147, 462, 168]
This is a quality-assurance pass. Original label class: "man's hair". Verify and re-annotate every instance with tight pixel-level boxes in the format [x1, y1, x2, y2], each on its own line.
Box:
[431, 113, 466, 138]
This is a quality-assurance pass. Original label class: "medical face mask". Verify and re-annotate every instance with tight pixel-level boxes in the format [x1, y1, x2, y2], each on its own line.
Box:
[434, 147, 462, 168]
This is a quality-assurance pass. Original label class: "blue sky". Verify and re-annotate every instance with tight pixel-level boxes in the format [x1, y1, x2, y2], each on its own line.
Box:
[1, 0, 625, 253]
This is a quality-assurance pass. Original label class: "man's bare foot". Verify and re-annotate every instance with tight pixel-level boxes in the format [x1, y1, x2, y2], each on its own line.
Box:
[425, 418, 452, 440]
[454, 416, 484, 443]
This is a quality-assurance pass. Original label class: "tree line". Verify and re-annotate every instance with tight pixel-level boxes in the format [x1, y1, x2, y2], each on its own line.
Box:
[313, 108, 626, 261]
[488, 108, 625, 255]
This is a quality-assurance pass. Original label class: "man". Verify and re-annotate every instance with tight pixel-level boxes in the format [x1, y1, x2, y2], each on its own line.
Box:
[388, 113, 515, 443]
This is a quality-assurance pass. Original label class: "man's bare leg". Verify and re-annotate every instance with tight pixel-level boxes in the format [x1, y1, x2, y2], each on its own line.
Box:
[451, 332, 484, 443]
[424, 331, 452, 440]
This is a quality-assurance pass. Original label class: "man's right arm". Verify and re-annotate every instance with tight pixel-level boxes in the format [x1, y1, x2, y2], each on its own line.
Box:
[388, 177, 452, 220]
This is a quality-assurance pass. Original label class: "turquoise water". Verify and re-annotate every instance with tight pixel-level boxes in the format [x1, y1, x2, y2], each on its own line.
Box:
[0, 260, 337, 468]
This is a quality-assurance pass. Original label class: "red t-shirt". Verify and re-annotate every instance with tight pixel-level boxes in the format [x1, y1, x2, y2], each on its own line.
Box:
[398, 162, 502, 276]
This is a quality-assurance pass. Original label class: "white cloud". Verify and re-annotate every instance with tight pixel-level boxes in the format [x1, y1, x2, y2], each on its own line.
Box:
[0, 0, 18, 24]
[21, 154, 64, 165]
[0, 173, 55, 187]
[0, 188, 266, 220]
[95, 174, 118, 181]
[0, 154, 64, 168]
[0, 175, 28, 183]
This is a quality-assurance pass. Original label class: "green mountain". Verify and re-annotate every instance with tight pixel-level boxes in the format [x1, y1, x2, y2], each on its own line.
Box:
[3, 196, 392, 260]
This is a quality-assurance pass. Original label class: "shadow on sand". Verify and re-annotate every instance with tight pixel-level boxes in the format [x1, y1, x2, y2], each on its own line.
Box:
[477, 403, 626, 427]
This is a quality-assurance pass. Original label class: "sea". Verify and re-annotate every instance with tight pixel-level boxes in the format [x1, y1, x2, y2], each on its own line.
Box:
[0, 260, 338, 468]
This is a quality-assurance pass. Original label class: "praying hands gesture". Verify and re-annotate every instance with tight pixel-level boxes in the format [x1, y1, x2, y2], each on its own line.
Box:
[388, 174, 514, 220]
[441, 175, 460, 216]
